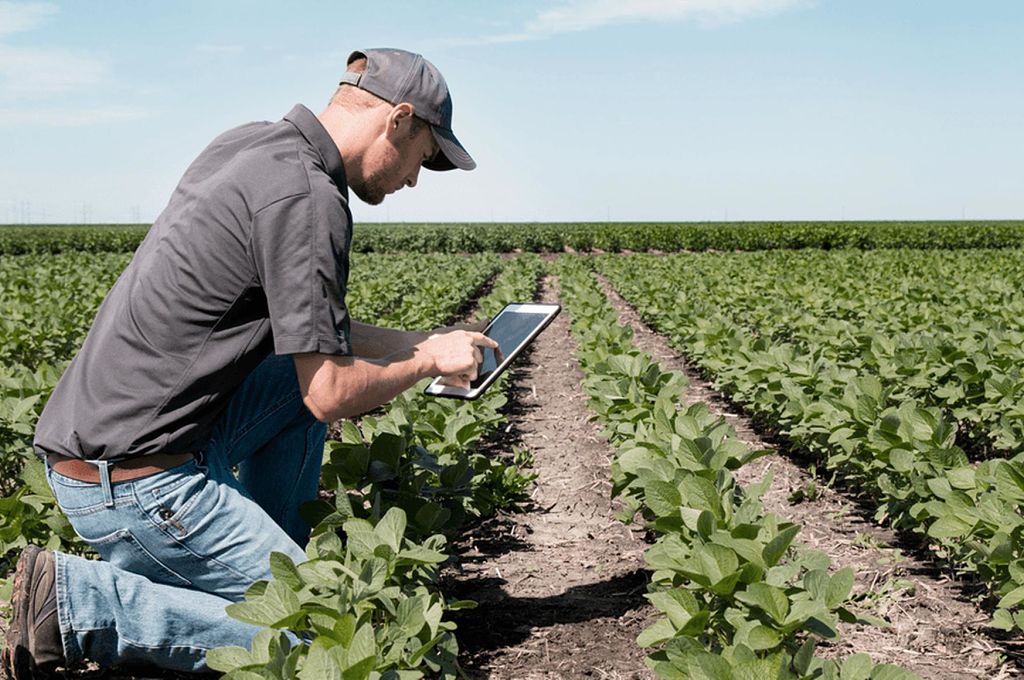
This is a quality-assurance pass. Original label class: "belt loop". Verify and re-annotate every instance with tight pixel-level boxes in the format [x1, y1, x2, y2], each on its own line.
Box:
[96, 460, 114, 508]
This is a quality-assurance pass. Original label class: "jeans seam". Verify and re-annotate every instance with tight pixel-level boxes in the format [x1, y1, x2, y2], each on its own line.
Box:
[118, 635, 214, 652]
[53, 552, 82, 665]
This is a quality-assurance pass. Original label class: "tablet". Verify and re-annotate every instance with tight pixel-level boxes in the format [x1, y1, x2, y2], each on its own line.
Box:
[424, 302, 561, 400]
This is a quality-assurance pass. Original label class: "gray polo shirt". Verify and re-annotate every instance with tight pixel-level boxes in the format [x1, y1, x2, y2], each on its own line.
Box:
[34, 104, 353, 461]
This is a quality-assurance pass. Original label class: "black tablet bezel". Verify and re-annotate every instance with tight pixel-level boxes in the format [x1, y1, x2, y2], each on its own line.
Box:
[423, 302, 561, 400]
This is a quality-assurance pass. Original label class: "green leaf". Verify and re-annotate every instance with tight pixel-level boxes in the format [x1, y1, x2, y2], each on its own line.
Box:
[736, 583, 790, 624]
[803, 569, 828, 601]
[762, 524, 801, 568]
[793, 638, 817, 675]
[396, 594, 427, 636]
[826, 568, 855, 608]
[397, 545, 447, 565]
[927, 515, 972, 540]
[645, 480, 683, 518]
[997, 584, 1024, 609]
[637, 617, 676, 647]
[991, 608, 1015, 631]
[343, 518, 380, 557]
[688, 652, 733, 680]
[299, 641, 339, 680]
[870, 665, 922, 680]
[684, 544, 740, 592]
[647, 589, 701, 631]
[413, 502, 451, 533]
[375, 508, 407, 554]
[225, 581, 301, 627]
[340, 623, 376, 678]
[733, 652, 787, 680]
[995, 461, 1024, 502]
[697, 510, 716, 538]
[18, 455, 52, 498]
[945, 467, 976, 490]
[205, 646, 253, 672]
[268, 552, 303, 591]
[679, 476, 723, 518]
[745, 625, 782, 651]
[840, 653, 874, 680]
[889, 449, 915, 473]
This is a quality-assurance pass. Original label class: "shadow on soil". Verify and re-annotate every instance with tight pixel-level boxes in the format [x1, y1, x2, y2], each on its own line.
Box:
[447, 569, 650, 665]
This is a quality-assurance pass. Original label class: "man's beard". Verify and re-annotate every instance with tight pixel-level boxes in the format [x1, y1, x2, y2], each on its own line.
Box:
[350, 178, 386, 206]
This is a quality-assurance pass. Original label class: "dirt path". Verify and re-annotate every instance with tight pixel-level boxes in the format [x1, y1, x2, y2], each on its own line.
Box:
[597, 273, 1020, 679]
[448, 276, 655, 679]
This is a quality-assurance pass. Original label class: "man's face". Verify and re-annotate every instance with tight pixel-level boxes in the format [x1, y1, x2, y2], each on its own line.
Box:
[350, 113, 438, 206]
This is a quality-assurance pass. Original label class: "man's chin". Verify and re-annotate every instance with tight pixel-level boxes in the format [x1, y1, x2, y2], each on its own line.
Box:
[351, 185, 385, 206]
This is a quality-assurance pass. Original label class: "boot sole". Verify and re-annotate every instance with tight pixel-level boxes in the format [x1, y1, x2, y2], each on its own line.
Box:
[4, 545, 42, 680]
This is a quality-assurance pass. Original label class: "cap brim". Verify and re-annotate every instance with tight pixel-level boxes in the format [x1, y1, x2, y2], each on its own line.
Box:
[424, 125, 476, 171]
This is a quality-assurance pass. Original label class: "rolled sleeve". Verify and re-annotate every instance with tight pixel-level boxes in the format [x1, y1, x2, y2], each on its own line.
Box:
[250, 191, 352, 356]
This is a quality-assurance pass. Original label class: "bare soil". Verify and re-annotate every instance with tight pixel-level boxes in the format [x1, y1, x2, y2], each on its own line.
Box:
[8, 263, 1023, 680]
[447, 276, 656, 679]
[596, 272, 1022, 679]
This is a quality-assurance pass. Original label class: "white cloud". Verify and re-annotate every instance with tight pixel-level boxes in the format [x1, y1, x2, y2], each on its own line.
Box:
[0, 2, 111, 99]
[0, 1, 56, 37]
[441, 0, 810, 46]
[0, 2, 150, 127]
[0, 105, 147, 126]
[0, 44, 108, 97]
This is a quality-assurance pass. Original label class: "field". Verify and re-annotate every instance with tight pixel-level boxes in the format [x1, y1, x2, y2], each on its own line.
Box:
[1, 222, 1023, 679]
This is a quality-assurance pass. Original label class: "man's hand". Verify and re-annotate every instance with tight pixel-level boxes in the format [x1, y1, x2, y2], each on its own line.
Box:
[417, 330, 498, 390]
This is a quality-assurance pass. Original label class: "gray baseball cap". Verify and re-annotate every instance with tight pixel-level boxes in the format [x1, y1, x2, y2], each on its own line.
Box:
[338, 48, 475, 171]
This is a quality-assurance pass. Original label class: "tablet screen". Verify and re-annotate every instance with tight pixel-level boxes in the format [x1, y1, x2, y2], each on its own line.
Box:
[472, 309, 551, 389]
[424, 302, 560, 399]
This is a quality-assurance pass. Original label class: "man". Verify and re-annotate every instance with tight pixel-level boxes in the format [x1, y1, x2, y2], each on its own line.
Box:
[3, 48, 496, 677]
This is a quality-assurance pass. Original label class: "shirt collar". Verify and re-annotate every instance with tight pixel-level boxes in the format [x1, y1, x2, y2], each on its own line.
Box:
[283, 104, 349, 201]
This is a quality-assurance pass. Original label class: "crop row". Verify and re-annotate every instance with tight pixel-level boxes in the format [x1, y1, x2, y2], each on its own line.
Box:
[0, 253, 508, 577]
[612, 250, 1024, 456]
[210, 255, 545, 677]
[554, 256, 914, 679]
[598, 251, 1024, 632]
[5, 220, 1024, 254]
[0, 249, 544, 675]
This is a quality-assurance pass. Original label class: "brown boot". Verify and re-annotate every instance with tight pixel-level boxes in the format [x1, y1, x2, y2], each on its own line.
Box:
[3, 546, 64, 678]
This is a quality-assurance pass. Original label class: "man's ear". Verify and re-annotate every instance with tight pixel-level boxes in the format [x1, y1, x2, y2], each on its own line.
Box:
[384, 103, 416, 139]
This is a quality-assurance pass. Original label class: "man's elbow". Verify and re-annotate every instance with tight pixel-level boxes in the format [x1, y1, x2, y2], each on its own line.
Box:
[303, 382, 362, 422]
[303, 393, 335, 423]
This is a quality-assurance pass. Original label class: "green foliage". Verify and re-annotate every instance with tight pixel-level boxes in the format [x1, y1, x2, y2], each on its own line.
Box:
[208, 509, 462, 679]
[212, 253, 545, 676]
[555, 257, 914, 679]
[599, 250, 1024, 632]
[7, 221, 1024, 255]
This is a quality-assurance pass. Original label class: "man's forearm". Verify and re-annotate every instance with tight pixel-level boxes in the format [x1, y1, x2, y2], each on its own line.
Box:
[299, 349, 432, 421]
[350, 321, 427, 359]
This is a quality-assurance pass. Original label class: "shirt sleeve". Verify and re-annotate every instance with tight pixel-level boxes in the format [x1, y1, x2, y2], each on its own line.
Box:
[249, 190, 352, 356]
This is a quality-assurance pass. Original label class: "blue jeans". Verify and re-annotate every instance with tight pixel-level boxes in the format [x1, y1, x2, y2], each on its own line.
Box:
[45, 354, 327, 672]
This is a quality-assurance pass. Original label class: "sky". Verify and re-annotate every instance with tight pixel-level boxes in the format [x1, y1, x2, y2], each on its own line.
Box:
[0, 0, 1022, 224]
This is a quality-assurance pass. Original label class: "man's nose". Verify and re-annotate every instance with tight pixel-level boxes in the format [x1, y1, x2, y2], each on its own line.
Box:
[406, 167, 420, 188]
